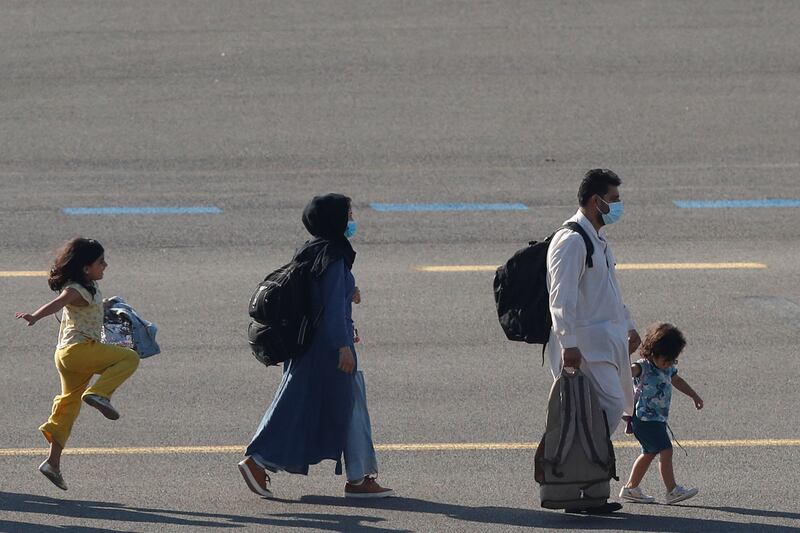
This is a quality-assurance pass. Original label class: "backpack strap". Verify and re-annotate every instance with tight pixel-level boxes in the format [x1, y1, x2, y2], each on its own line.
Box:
[538, 223, 594, 365]
[546, 372, 577, 475]
[562, 222, 594, 268]
[575, 374, 607, 469]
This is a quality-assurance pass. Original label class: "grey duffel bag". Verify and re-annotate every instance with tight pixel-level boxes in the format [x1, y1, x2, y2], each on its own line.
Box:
[534, 368, 618, 510]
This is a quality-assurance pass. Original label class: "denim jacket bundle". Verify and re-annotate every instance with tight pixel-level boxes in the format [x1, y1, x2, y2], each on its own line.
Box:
[101, 296, 161, 358]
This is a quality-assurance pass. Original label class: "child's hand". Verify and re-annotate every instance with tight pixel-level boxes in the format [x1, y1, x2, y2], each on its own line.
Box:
[15, 313, 38, 326]
[628, 329, 642, 355]
[692, 395, 704, 410]
[352, 287, 361, 305]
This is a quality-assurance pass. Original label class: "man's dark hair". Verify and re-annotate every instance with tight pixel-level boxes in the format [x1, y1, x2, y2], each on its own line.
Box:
[578, 168, 622, 206]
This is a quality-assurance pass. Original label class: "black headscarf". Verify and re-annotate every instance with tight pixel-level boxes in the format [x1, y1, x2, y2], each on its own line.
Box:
[294, 193, 356, 277]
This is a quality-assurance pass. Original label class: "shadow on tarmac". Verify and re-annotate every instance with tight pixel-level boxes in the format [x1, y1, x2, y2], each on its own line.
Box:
[0, 520, 129, 533]
[1, 491, 799, 532]
[0, 491, 401, 532]
[293, 495, 800, 532]
[682, 504, 800, 521]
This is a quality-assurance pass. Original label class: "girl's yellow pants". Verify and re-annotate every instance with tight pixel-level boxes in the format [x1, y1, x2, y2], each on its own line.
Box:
[40, 341, 139, 448]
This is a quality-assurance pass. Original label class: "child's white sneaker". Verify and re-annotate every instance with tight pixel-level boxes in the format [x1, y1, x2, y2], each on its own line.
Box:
[619, 486, 655, 503]
[665, 485, 699, 504]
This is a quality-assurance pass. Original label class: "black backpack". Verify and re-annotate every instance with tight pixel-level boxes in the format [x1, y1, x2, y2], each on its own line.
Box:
[247, 260, 319, 367]
[493, 222, 594, 349]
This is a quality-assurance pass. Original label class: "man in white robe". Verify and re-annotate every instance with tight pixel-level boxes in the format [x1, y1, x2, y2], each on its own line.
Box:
[546, 168, 641, 437]
[545, 169, 640, 514]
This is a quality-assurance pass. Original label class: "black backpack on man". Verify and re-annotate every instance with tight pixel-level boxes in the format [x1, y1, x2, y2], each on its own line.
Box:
[247, 259, 319, 367]
[493, 222, 594, 351]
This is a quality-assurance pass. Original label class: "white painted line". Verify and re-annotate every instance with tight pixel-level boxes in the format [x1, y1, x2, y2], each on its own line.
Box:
[417, 263, 767, 272]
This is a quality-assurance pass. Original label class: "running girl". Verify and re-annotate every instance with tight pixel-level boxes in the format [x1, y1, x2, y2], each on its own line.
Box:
[16, 237, 139, 490]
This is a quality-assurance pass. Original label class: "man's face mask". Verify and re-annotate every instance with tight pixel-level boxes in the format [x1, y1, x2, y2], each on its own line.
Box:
[344, 220, 357, 239]
[598, 197, 624, 225]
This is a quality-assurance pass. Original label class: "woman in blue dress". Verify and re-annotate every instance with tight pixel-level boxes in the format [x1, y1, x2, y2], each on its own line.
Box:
[239, 193, 393, 499]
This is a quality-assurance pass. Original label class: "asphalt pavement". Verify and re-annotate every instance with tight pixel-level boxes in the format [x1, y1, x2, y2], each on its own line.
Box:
[1, 2, 799, 532]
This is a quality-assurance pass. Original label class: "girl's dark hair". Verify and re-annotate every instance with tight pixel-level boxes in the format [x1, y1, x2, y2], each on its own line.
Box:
[639, 322, 686, 362]
[48, 237, 104, 295]
[578, 168, 622, 206]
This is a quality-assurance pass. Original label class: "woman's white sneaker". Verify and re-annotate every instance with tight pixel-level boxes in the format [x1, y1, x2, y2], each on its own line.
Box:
[619, 486, 655, 503]
[665, 485, 699, 504]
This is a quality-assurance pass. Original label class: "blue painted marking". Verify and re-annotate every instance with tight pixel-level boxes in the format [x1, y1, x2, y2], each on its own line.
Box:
[674, 199, 800, 209]
[370, 203, 528, 212]
[63, 206, 223, 215]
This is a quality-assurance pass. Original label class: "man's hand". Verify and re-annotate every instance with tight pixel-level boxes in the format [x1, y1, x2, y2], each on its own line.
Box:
[562, 347, 582, 369]
[628, 329, 641, 355]
[352, 287, 361, 305]
[338, 346, 356, 374]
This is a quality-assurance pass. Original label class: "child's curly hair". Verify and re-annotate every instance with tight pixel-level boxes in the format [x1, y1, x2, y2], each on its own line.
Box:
[639, 322, 686, 362]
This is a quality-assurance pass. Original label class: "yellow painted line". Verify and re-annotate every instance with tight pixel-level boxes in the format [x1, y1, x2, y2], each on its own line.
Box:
[616, 262, 767, 271]
[380, 439, 800, 450]
[417, 263, 767, 272]
[1, 439, 799, 457]
[0, 271, 49, 277]
[377, 442, 537, 451]
[0, 445, 245, 457]
[663, 439, 800, 448]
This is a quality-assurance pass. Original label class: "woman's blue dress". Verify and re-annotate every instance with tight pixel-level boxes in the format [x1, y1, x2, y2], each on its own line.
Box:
[246, 259, 356, 474]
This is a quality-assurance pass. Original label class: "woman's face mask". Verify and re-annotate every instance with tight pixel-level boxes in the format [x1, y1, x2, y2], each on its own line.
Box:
[344, 220, 357, 239]
[598, 197, 624, 225]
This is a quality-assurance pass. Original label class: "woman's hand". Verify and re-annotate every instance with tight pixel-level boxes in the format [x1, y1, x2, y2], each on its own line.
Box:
[692, 395, 704, 410]
[16, 312, 38, 326]
[352, 287, 361, 305]
[338, 346, 356, 374]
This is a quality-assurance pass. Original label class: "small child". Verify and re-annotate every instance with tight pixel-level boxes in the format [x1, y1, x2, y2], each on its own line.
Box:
[16, 237, 139, 490]
[619, 322, 703, 505]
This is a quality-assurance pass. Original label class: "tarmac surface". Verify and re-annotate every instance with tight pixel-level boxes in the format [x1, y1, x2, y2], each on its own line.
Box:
[1, 2, 799, 532]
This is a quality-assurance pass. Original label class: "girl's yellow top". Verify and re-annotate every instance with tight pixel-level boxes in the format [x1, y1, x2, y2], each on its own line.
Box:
[57, 282, 103, 349]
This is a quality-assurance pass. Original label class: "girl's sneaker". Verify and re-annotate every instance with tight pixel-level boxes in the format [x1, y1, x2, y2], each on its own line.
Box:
[665, 485, 699, 504]
[39, 461, 67, 490]
[82, 394, 120, 420]
[619, 486, 655, 503]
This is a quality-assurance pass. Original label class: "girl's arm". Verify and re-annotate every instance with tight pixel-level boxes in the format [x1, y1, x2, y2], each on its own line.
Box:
[16, 288, 85, 326]
[672, 374, 703, 410]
